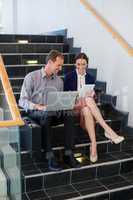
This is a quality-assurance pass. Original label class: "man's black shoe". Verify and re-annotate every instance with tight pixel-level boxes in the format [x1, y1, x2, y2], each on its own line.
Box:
[63, 154, 81, 168]
[48, 157, 62, 171]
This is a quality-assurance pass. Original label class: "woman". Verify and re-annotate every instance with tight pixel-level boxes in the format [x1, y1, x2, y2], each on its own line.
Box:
[64, 53, 124, 163]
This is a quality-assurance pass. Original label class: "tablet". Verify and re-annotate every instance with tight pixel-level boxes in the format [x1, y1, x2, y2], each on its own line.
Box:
[79, 84, 95, 97]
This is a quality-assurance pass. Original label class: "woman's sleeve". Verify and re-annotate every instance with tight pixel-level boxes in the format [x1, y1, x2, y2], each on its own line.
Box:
[64, 75, 69, 91]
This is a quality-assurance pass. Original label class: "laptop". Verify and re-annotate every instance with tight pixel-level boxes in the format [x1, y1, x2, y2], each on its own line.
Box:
[46, 91, 78, 111]
[79, 84, 95, 97]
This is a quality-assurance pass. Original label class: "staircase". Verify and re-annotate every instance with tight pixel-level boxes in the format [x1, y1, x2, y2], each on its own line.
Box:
[0, 33, 133, 200]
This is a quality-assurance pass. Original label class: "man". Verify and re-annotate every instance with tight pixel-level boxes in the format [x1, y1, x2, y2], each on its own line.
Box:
[19, 50, 80, 171]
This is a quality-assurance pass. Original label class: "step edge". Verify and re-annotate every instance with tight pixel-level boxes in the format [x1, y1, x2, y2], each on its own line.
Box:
[24, 156, 133, 179]
[67, 184, 133, 200]
[0, 42, 64, 45]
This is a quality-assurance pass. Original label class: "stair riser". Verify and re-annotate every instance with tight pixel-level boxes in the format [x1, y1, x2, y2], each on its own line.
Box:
[6, 66, 97, 80]
[0, 44, 69, 53]
[0, 35, 64, 43]
[78, 187, 133, 200]
[2, 54, 76, 65]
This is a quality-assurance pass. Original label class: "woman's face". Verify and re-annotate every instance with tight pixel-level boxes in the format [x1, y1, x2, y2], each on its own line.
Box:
[75, 58, 88, 75]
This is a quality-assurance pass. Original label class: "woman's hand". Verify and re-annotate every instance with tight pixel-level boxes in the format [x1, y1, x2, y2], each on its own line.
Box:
[85, 90, 95, 98]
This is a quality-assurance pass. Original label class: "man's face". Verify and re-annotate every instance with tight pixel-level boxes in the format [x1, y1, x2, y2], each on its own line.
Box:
[49, 56, 64, 74]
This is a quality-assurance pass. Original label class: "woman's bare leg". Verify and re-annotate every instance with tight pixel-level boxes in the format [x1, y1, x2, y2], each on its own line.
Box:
[81, 106, 97, 157]
[85, 97, 120, 138]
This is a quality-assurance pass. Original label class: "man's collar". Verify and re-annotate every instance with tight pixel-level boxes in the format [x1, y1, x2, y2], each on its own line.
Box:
[41, 67, 56, 79]
[41, 67, 47, 78]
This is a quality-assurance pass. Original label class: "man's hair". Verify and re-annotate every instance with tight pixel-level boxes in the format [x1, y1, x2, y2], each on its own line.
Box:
[46, 50, 64, 63]
[75, 53, 89, 64]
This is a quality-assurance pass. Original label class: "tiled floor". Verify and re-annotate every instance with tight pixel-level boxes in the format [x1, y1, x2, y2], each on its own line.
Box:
[21, 149, 133, 178]
[21, 151, 133, 199]
[22, 173, 133, 200]
[21, 132, 133, 199]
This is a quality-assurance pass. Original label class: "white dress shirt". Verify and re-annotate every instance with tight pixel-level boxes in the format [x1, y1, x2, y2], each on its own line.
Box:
[76, 69, 86, 91]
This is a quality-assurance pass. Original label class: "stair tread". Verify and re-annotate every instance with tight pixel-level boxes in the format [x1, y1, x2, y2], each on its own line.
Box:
[21, 149, 133, 178]
[0, 42, 64, 45]
[22, 172, 133, 200]
[2, 52, 73, 55]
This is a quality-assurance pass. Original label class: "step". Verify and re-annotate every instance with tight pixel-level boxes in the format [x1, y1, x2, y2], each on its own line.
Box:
[5, 64, 97, 80]
[0, 43, 69, 53]
[21, 130, 133, 165]
[22, 173, 133, 200]
[21, 147, 133, 200]
[0, 34, 65, 43]
[21, 132, 133, 199]
[5, 63, 75, 80]
[22, 179, 133, 200]
[2, 53, 76, 65]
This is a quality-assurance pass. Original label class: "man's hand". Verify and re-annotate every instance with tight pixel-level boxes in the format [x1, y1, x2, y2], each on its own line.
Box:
[34, 104, 47, 111]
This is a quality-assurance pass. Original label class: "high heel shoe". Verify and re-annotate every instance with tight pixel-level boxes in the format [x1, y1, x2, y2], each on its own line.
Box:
[104, 132, 125, 144]
[90, 146, 98, 163]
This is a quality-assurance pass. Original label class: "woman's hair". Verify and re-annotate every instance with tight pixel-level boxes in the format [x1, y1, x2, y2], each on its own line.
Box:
[75, 53, 89, 64]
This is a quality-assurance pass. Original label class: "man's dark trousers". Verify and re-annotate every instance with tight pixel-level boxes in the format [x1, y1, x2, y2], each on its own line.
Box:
[28, 110, 76, 158]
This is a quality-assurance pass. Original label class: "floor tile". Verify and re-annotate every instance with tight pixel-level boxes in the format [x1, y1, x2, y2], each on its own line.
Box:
[23, 169, 41, 176]
[110, 188, 133, 200]
[110, 151, 130, 159]
[122, 139, 133, 151]
[122, 172, 133, 183]
[27, 189, 48, 200]
[79, 185, 107, 196]
[22, 163, 41, 176]
[46, 184, 79, 200]
[22, 193, 29, 200]
[83, 193, 109, 200]
[99, 175, 131, 190]
[96, 152, 116, 163]
[97, 163, 120, 178]
[107, 143, 121, 153]
[71, 167, 96, 183]
[73, 179, 102, 191]
[120, 160, 133, 174]
[35, 162, 49, 173]
[50, 192, 79, 200]
[107, 181, 131, 190]
[44, 171, 70, 189]
[22, 163, 39, 171]
[26, 176, 43, 192]
[124, 149, 133, 156]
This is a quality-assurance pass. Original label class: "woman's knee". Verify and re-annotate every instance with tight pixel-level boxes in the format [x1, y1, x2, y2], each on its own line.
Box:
[86, 98, 96, 109]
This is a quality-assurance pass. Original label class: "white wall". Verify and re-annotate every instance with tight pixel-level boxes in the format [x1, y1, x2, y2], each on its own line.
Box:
[1, 0, 14, 33]
[1, 0, 133, 126]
